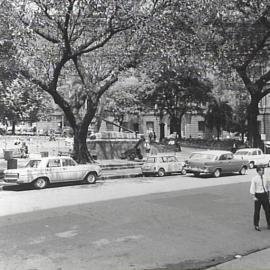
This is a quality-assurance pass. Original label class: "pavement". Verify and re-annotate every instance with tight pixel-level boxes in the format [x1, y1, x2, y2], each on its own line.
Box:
[0, 146, 270, 270]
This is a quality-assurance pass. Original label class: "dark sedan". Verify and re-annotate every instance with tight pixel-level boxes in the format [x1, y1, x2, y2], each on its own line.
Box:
[185, 150, 249, 177]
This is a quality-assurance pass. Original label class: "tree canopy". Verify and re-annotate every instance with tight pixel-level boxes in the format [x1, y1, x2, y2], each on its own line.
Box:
[205, 98, 233, 140]
[141, 59, 213, 138]
[197, 0, 270, 146]
[6, 0, 174, 162]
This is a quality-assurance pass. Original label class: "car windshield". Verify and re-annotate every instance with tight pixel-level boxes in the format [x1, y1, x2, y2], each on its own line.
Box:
[26, 160, 41, 168]
[235, 151, 249, 155]
[189, 153, 217, 161]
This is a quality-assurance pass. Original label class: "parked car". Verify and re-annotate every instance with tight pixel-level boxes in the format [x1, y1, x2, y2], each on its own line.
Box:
[234, 148, 270, 169]
[185, 150, 249, 177]
[141, 154, 186, 177]
[3, 156, 102, 189]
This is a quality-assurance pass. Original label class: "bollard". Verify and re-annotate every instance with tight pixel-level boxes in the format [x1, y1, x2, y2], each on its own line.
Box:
[7, 159, 17, 169]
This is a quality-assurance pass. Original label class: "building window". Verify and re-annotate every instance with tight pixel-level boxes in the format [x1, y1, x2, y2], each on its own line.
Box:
[198, 121, 205, 132]
[133, 123, 139, 132]
[146, 121, 154, 131]
[106, 122, 114, 131]
[257, 121, 262, 133]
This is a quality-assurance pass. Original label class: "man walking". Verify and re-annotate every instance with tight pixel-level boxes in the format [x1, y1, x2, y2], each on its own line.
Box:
[250, 166, 270, 231]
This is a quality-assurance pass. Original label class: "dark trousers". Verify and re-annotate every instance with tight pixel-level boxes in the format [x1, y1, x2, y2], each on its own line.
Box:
[254, 192, 270, 227]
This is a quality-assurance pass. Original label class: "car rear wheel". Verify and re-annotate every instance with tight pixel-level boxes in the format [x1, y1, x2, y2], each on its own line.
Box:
[249, 162, 255, 169]
[84, 172, 97, 184]
[268, 161, 270, 167]
[239, 166, 247, 175]
[33, 178, 48, 189]
[213, 169, 221, 178]
[157, 168, 165, 177]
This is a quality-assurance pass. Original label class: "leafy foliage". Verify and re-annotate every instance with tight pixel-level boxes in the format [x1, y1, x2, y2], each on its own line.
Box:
[141, 59, 213, 138]
[6, 0, 175, 162]
[231, 99, 249, 141]
[104, 75, 145, 128]
[0, 77, 47, 126]
[205, 98, 233, 140]
[197, 0, 270, 146]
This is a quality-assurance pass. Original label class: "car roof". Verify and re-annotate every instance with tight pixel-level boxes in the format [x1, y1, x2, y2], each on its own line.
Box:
[146, 154, 177, 158]
[236, 148, 259, 151]
[191, 150, 232, 155]
[30, 156, 73, 160]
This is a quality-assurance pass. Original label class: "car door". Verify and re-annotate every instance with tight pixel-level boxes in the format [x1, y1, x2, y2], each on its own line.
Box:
[228, 153, 242, 172]
[217, 154, 231, 173]
[158, 156, 168, 172]
[46, 158, 63, 183]
[256, 149, 265, 165]
[168, 156, 181, 172]
[250, 150, 259, 164]
[61, 158, 79, 181]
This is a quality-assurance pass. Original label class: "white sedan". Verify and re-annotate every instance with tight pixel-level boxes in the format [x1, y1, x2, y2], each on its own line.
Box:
[234, 148, 270, 168]
[3, 156, 102, 189]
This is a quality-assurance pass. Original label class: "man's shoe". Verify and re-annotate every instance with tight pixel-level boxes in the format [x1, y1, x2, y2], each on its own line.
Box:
[255, 226, 261, 231]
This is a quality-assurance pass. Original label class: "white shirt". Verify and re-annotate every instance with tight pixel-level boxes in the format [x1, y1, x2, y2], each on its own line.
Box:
[250, 174, 270, 195]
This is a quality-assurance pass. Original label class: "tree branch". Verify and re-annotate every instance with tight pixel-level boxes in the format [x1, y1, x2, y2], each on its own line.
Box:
[242, 30, 270, 70]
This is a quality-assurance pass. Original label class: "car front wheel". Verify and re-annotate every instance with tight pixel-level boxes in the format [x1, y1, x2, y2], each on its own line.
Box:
[84, 172, 97, 184]
[33, 178, 48, 189]
[157, 168, 165, 177]
[213, 169, 221, 178]
[239, 166, 247, 175]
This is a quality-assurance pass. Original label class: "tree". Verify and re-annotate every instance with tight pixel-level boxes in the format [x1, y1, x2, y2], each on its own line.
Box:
[0, 77, 47, 133]
[141, 60, 213, 139]
[231, 100, 249, 142]
[7, 0, 171, 163]
[198, 0, 270, 147]
[205, 98, 233, 140]
[104, 75, 143, 130]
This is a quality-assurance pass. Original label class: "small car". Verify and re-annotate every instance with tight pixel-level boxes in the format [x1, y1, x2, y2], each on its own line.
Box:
[185, 150, 249, 177]
[234, 148, 270, 168]
[141, 154, 186, 177]
[3, 156, 102, 189]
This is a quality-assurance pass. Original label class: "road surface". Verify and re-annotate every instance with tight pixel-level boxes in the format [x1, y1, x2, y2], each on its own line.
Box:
[1, 170, 270, 270]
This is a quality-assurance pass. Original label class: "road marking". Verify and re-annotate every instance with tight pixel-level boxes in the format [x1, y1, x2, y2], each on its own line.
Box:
[55, 230, 78, 238]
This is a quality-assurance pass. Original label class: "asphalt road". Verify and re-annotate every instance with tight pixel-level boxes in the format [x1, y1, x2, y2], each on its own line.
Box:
[1, 171, 270, 270]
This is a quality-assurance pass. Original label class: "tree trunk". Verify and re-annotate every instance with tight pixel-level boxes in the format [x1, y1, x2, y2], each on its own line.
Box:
[73, 127, 93, 164]
[171, 117, 182, 139]
[247, 99, 261, 147]
[64, 123, 98, 163]
[63, 105, 97, 164]
[12, 121, 16, 135]
[216, 124, 221, 141]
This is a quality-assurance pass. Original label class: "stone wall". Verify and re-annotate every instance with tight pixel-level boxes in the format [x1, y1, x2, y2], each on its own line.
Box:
[87, 139, 144, 160]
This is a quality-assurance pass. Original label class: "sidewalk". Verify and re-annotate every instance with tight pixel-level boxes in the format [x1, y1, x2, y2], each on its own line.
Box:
[207, 247, 270, 269]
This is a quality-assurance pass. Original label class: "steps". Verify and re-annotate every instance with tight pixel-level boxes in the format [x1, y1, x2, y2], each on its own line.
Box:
[100, 161, 144, 171]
